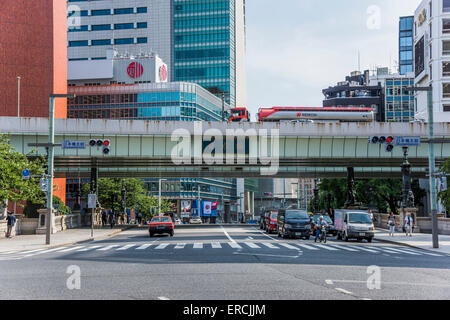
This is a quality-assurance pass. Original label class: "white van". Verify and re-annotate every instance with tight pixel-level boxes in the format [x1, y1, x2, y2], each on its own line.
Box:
[334, 210, 375, 242]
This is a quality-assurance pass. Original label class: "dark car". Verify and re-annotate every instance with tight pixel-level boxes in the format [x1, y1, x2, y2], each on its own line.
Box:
[265, 211, 278, 234]
[277, 209, 311, 240]
[311, 215, 336, 236]
[149, 216, 174, 237]
[260, 211, 271, 230]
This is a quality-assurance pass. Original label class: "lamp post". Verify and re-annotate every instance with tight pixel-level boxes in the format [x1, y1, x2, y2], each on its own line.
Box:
[158, 178, 167, 216]
[46, 94, 75, 245]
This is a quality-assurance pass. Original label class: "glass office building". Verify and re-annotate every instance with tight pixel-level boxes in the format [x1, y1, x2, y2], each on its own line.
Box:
[384, 77, 415, 122]
[399, 16, 414, 75]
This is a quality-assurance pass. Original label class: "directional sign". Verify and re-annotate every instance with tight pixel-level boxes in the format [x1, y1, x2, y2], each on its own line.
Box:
[62, 140, 86, 150]
[22, 169, 30, 180]
[395, 136, 421, 147]
[88, 194, 97, 209]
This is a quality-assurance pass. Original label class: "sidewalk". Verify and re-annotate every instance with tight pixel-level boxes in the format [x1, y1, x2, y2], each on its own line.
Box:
[0, 226, 134, 254]
[375, 229, 450, 255]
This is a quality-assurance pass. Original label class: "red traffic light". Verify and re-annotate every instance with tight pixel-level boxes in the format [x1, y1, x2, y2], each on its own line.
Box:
[103, 140, 110, 147]
[386, 136, 394, 144]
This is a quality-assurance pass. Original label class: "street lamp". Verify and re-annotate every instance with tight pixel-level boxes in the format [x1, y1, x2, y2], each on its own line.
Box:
[158, 178, 167, 216]
[46, 93, 76, 245]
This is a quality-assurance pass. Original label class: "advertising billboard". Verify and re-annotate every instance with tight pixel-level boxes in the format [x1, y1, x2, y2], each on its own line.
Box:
[415, 36, 425, 77]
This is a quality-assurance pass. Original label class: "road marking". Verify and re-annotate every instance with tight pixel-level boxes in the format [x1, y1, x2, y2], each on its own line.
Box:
[117, 244, 136, 251]
[325, 280, 334, 285]
[233, 252, 299, 258]
[193, 243, 203, 249]
[314, 244, 339, 251]
[261, 242, 279, 249]
[380, 247, 421, 255]
[351, 246, 379, 253]
[155, 243, 169, 250]
[335, 288, 353, 295]
[328, 244, 359, 252]
[136, 244, 152, 250]
[20, 248, 46, 254]
[255, 229, 280, 241]
[211, 242, 222, 249]
[158, 297, 170, 300]
[59, 246, 85, 252]
[174, 243, 186, 249]
[97, 245, 120, 251]
[77, 245, 102, 252]
[374, 247, 400, 254]
[228, 242, 242, 249]
[244, 242, 260, 249]
[400, 248, 443, 257]
[295, 243, 320, 250]
[221, 226, 236, 243]
[278, 243, 300, 250]
[24, 247, 69, 257]
[327, 279, 450, 288]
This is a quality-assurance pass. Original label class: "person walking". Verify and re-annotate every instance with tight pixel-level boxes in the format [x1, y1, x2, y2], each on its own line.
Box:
[101, 210, 107, 227]
[109, 210, 115, 229]
[404, 212, 414, 237]
[6, 211, 16, 238]
[388, 212, 396, 237]
[137, 212, 142, 226]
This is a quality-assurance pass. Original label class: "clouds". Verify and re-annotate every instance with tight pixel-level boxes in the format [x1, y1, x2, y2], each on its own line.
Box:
[245, 0, 421, 116]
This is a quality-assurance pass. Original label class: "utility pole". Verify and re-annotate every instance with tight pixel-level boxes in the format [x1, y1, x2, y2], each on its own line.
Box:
[17, 76, 21, 117]
[158, 178, 167, 216]
[222, 92, 225, 121]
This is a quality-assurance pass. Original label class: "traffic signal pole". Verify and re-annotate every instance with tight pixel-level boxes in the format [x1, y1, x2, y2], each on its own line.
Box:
[46, 97, 55, 245]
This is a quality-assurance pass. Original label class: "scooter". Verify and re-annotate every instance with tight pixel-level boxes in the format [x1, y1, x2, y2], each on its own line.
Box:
[319, 225, 327, 243]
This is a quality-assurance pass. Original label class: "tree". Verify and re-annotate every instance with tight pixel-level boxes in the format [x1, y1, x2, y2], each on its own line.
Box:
[438, 158, 450, 212]
[0, 134, 45, 214]
[136, 194, 171, 220]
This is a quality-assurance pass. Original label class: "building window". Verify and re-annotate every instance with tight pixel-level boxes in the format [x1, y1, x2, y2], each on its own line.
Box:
[444, 0, 450, 13]
[114, 38, 134, 45]
[137, 22, 147, 29]
[92, 39, 111, 46]
[114, 23, 134, 30]
[444, 41, 450, 55]
[91, 9, 110, 16]
[443, 83, 450, 98]
[114, 8, 134, 15]
[444, 19, 450, 34]
[137, 7, 147, 13]
[137, 37, 148, 44]
[91, 24, 111, 31]
[444, 105, 450, 111]
[69, 40, 88, 47]
[443, 62, 450, 76]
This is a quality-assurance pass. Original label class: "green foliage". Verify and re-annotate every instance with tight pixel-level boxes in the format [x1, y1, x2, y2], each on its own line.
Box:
[53, 196, 72, 216]
[438, 158, 450, 212]
[0, 134, 45, 205]
[136, 194, 171, 220]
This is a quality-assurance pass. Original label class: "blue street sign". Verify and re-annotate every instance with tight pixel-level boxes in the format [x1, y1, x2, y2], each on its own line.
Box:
[62, 140, 86, 150]
[22, 169, 30, 177]
[395, 136, 421, 147]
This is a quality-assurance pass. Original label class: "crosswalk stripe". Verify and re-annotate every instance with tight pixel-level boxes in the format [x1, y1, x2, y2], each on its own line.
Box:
[261, 243, 279, 249]
[25, 247, 68, 256]
[117, 244, 136, 251]
[278, 243, 299, 250]
[78, 245, 102, 252]
[211, 242, 222, 249]
[244, 242, 260, 249]
[296, 243, 320, 250]
[328, 244, 359, 252]
[228, 242, 242, 249]
[136, 244, 152, 250]
[314, 244, 339, 251]
[97, 245, 120, 251]
[20, 248, 46, 254]
[174, 243, 186, 249]
[381, 247, 421, 255]
[155, 244, 169, 250]
[400, 248, 443, 257]
[351, 246, 380, 253]
[193, 243, 203, 249]
[373, 247, 401, 254]
[59, 246, 85, 252]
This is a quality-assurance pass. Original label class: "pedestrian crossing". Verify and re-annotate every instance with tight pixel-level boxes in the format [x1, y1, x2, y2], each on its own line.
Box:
[0, 241, 446, 260]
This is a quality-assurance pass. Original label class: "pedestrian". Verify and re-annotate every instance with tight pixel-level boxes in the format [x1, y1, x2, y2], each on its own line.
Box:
[404, 212, 413, 237]
[137, 212, 142, 226]
[387, 212, 396, 237]
[109, 210, 115, 229]
[101, 210, 107, 227]
[6, 211, 16, 238]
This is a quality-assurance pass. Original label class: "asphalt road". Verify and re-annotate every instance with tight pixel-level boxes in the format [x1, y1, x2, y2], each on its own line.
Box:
[0, 226, 449, 300]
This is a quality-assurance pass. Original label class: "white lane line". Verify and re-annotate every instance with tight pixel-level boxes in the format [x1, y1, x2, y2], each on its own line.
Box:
[174, 243, 186, 249]
[158, 296, 170, 300]
[211, 242, 222, 249]
[78, 245, 102, 252]
[228, 242, 242, 249]
[256, 229, 280, 242]
[97, 245, 120, 251]
[136, 244, 152, 250]
[325, 280, 334, 285]
[373, 247, 400, 254]
[314, 244, 339, 251]
[261, 242, 279, 249]
[328, 244, 359, 252]
[221, 226, 236, 243]
[59, 246, 85, 253]
[233, 252, 299, 258]
[380, 247, 421, 256]
[295, 243, 320, 250]
[400, 248, 443, 257]
[193, 243, 203, 249]
[155, 243, 169, 250]
[244, 242, 261, 249]
[116, 244, 136, 251]
[278, 243, 300, 250]
[335, 288, 354, 295]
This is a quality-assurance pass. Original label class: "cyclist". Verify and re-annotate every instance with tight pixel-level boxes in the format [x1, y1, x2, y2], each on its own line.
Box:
[314, 216, 328, 243]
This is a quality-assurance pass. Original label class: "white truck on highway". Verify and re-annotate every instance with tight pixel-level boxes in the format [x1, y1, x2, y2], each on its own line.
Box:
[334, 210, 375, 243]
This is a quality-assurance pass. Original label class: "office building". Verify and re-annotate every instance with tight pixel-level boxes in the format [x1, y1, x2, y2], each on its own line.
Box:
[414, 0, 450, 122]
[399, 16, 414, 75]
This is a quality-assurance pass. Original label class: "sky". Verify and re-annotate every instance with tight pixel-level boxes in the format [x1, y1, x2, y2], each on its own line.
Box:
[245, 0, 422, 118]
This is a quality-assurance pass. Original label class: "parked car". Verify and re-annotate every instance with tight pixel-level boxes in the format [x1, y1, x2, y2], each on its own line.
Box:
[174, 219, 182, 225]
[277, 209, 311, 239]
[334, 210, 375, 242]
[311, 215, 336, 236]
[260, 211, 271, 230]
[266, 211, 278, 234]
[190, 217, 202, 224]
[149, 216, 174, 237]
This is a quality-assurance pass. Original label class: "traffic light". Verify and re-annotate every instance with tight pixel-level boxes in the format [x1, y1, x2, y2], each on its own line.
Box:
[369, 136, 395, 152]
[264, 192, 272, 197]
[88, 139, 110, 155]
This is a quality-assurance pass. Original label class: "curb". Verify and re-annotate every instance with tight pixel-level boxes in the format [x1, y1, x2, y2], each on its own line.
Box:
[374, 236, 449, 256]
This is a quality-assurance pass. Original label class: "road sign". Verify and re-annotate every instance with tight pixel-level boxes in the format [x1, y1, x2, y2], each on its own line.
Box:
[88, 194, 97, 209]
[40, 178, 48, 192]
[395, 136, 421, 147]
[22, 169, 30, 180]
[62, 140, 86, 150]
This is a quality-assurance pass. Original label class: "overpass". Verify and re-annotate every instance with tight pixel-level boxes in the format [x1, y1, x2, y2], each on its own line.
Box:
[1, 117, 449, 179]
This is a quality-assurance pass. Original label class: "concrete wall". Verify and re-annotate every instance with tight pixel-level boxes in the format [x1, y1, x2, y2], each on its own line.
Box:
[374, 212, 450, 235]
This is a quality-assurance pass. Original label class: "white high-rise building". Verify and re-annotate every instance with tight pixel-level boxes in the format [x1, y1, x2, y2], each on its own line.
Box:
[414, 0, 450, 122]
